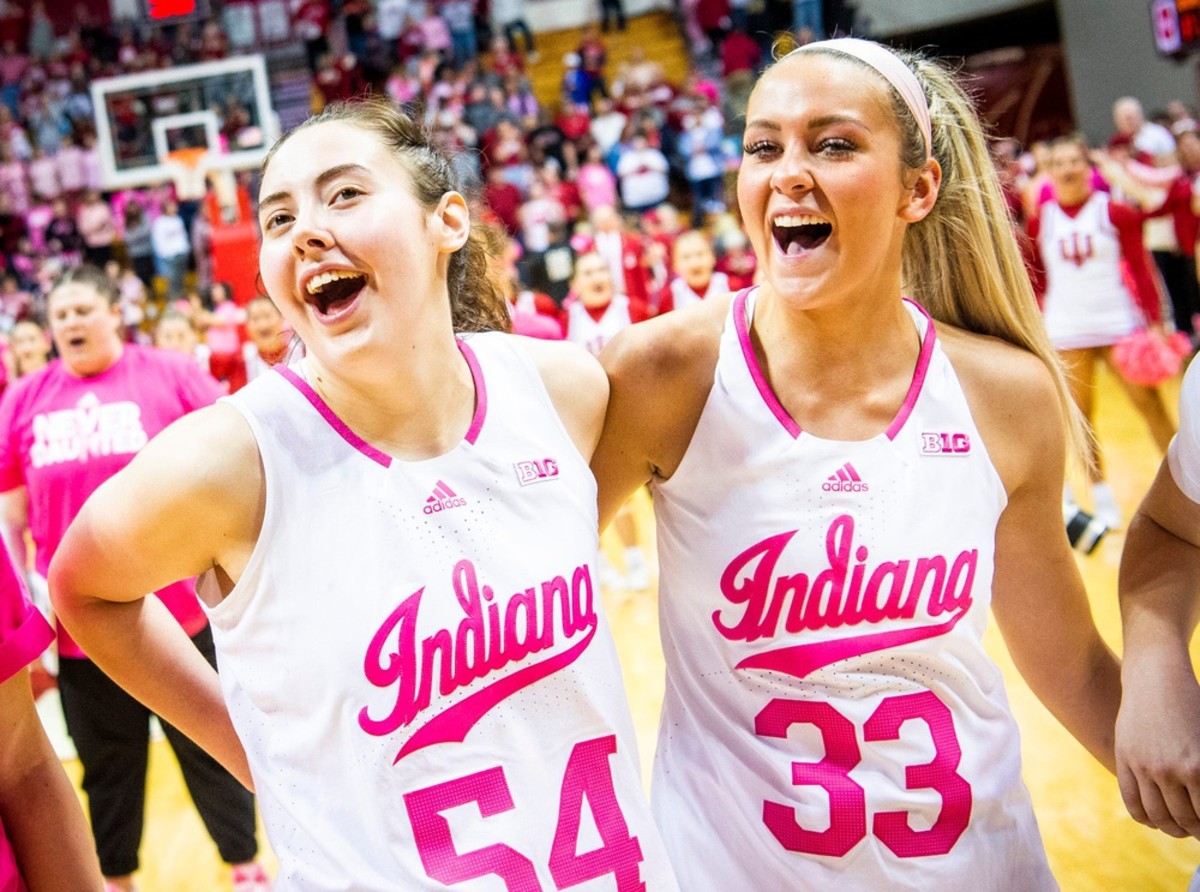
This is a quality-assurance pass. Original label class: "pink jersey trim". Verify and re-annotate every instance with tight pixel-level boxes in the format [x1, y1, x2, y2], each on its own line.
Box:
[885, 300, 937, 440]
[732, 290, 936, 442]
[733, 289, 801, 438]
[274, 338, 487, 465]
[457, 338, 487, 445]
[276, 365, 394, 467]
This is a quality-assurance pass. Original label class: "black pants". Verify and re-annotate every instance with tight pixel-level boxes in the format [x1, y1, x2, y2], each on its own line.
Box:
[1153, 250, 1200, 338]
[57, 625, 258, 877]
[600, 0, 626, 31]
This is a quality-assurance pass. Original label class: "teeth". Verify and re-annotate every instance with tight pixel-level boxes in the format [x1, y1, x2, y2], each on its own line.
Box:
[773, 214, 827, 228]
[306, 270, 362, 294]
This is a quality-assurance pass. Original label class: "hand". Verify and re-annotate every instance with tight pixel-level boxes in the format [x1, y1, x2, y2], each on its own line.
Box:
[1117, 661, 1200, 839]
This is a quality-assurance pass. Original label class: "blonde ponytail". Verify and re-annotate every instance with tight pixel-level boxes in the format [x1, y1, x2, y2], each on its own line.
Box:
[896, 54, 1089, 467]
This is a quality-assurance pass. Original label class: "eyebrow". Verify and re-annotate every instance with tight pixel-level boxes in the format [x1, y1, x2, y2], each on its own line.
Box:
[744, 114, 872, 133]
[258, 163, 373, 211]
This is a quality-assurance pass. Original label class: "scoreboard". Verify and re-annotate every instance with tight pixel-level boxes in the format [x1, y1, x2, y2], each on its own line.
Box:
[1153, 0, 1200, 55]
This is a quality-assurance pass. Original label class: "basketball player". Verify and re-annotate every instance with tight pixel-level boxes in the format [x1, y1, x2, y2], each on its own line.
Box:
[1117, 355, 1200, 842]
[591, 39, 1122, 888]
[0, 266, 267, 892]
[0, 541, 102, 890]
[655, 229, 731, 314]
[1032, 135, 1175, 529]
[49, 99, 678, 891]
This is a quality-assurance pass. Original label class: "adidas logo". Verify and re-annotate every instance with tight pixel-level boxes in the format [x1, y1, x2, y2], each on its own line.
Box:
[424, 480, 467, 514]
[822, 462, 869, 493]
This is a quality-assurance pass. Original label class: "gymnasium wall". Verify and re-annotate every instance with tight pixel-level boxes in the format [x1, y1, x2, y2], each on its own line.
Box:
[1054, 0, 1199, 143]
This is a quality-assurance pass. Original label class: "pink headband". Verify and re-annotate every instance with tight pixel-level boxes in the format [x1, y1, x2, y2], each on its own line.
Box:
[790, 37, 932, 160]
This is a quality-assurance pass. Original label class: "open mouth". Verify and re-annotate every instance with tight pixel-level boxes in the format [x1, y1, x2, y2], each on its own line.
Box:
[68, 336, 86, 348]
[772, 215, 832, 256]
[305, 270, 367, 316]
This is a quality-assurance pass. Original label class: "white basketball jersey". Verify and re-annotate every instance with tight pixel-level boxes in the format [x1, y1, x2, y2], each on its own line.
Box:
[203, 333, 677, 892]
[1039, 193, 1142, 349]
[649, 292, 1056, 891]
[566, 296, 633, 356]
[667, 272, 729, 311]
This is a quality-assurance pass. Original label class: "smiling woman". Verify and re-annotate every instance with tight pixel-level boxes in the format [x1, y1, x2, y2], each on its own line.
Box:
[590, 38, 1124, 890]
[47, 99, 679, 891]
[0, 265, 266, 891]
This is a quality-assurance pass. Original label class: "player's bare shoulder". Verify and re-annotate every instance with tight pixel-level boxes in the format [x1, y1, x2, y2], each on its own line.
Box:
[603, 294, 729, 405]
[509, 333, 609, 460]
[935, 322, 1065, 489]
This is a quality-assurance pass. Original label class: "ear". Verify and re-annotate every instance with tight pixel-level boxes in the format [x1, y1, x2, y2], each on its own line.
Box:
[431, 190, 470, 254]
[899, 158, 942, 224]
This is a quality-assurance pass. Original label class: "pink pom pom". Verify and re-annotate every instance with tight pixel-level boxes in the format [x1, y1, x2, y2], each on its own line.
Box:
[1111, 329, 1189, 386]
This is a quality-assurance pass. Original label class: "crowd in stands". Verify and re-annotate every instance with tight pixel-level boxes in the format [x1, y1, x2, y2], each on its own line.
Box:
[0, 0, 1197, 410]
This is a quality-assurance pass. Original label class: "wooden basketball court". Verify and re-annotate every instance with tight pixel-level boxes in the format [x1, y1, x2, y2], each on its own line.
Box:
[50, 362, 1200, 890]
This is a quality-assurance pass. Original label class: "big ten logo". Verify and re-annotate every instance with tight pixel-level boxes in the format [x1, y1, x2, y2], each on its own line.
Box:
[515, 457, 560, 486]
[1059, 233, 1094, 267]
[921, 432, 971, 456]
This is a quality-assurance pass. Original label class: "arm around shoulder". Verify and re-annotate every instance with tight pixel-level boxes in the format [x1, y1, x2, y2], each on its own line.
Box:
[591, 298, 726, 529]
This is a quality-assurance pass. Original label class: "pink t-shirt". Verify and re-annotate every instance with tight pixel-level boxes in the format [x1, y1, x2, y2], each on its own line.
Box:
[0, 345, 223, 659]
[55, 145, 88, 194]
[205, 301, 245, 356]
[0, 542, 53, 892]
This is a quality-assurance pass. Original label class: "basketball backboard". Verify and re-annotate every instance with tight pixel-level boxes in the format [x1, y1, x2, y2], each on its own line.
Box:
[90, 55, 279, 190]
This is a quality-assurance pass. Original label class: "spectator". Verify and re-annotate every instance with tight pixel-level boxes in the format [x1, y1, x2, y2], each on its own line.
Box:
[8, 318, 49, 378]
[76, 189, 117, 269]
[150, 199, 190, 299]
[616, 132, 670, 214]
[440, 0, 478, 69]
[587, 203, 653, 304]
[561, 53, 590, 109]
[122, 203, 155, 292]
[491, 0, 534, 55]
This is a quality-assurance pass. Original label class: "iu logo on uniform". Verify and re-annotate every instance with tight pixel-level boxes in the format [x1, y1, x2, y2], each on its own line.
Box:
[1059, 233, 1094, 267]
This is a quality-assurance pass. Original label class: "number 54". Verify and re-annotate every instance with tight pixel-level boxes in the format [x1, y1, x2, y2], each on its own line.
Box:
[404, 735, 646, 891]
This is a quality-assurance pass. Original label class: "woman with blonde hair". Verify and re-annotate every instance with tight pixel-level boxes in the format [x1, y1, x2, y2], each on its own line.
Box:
[592, 38, 1120, 888]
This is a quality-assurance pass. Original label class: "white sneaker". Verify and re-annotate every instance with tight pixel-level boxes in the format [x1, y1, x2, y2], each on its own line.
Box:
[1091, 482, 1123, 530]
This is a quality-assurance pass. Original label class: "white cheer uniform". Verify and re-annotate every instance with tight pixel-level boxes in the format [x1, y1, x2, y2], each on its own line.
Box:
[202, 333, 677, 892]
[565, 296, 632, 357]
[649, 291, 1055, 891]
[1038, 192, 1143, 350]
[1169, 355, 1200, 502]
[666, 272, 729, 311]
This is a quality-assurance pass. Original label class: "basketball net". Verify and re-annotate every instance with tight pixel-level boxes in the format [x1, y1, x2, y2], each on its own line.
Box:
[165, 146, 239, 222]
[164, 146, 210, 201]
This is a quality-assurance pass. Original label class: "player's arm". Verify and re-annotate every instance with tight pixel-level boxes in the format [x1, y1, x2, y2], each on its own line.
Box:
[950, 331, 1121, 771]
[0, 665, 103, 889]
[521, 335, 610, 461]
[591, 298, 725, 530]
[48, 404, 264, 789]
